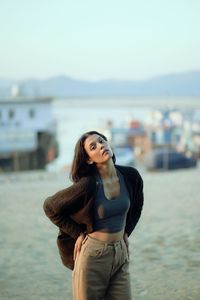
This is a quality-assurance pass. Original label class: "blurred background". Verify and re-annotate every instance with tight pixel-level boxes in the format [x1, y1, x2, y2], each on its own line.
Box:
[0, 1, 200, 299]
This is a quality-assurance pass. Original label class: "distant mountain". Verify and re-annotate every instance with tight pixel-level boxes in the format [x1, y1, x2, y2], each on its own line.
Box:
[0, 71, 200, 97]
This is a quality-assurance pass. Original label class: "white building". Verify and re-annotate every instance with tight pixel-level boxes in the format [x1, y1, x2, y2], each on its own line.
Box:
[0, 96, 58, 170]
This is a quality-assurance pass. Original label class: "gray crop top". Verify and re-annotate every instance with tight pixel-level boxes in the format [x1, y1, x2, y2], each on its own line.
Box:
[92, 170, 130, 233]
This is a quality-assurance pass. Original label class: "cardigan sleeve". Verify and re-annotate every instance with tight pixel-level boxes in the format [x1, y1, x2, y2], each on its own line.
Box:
[43, 177, 90, 239]
[125, 171, 144, 236]
[43, 199, 85, 239]
[43, 177, 89, 213]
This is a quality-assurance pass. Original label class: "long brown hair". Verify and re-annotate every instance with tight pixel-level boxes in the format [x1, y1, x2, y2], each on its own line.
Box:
[70, 131, 116, 182]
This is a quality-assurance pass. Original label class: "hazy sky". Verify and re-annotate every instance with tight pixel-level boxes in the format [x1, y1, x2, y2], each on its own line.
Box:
[1, 0, 200, 80]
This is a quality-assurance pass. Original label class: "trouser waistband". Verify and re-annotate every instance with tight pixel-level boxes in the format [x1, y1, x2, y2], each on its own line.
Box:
[83, 234, 124, 247]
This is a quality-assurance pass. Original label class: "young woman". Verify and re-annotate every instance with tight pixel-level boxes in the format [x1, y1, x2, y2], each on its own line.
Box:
[43, 130, 144, 300]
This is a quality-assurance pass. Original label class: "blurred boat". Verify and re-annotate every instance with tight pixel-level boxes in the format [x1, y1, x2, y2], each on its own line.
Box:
[144, 148, 197, 170]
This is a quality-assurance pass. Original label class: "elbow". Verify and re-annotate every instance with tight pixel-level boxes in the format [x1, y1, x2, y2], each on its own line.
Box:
[43, 196, 53, 217]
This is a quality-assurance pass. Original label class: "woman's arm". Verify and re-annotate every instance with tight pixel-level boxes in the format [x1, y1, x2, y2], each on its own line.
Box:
[43, 201, 85, 239]
[125, 171, 144, 236]
[43, 177, 90, 214]
[43, 177, 90, 238]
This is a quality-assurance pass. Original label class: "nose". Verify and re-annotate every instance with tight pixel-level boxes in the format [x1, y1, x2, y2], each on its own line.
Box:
[98, 142, 104, 150]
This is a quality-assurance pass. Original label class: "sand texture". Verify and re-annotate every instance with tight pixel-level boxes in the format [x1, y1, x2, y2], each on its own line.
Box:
[0, 167, 200, 300]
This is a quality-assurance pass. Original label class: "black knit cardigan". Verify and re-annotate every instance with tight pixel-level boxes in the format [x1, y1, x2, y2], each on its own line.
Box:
[43, 165, 144, 270]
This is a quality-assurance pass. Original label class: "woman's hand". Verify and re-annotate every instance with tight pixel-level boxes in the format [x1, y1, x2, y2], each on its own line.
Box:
[123, 232, 129, 258]
[73, 233, 86, 261]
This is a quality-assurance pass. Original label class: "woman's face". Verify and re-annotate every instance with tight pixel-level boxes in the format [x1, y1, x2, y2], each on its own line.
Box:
[84, 134, 113, 165]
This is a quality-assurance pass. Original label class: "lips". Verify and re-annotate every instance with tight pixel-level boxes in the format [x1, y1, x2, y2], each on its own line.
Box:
[102, 149, 109, 155]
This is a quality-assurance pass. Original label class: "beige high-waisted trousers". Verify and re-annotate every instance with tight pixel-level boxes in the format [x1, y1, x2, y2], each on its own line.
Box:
[72, 234, 131, 300]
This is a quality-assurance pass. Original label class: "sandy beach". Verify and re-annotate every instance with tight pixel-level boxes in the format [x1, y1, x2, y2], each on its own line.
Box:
[0, 166, 200, 300]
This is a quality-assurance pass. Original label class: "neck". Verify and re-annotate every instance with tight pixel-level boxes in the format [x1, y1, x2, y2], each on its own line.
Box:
[96, 160, 117, 179]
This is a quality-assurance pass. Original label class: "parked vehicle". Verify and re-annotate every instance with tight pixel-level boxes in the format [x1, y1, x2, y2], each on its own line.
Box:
[144, 148, 197, 170]
[114, 147, 135, 167]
